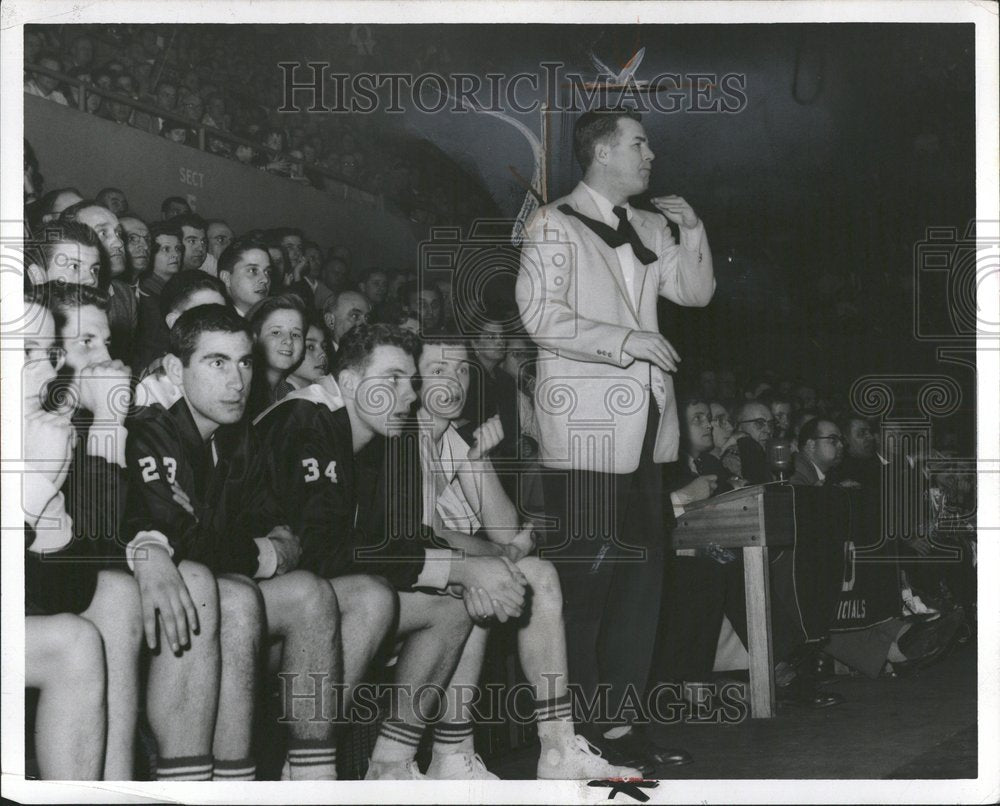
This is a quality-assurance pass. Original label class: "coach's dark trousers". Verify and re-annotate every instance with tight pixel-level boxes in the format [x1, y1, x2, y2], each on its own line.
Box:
[542, 402, 666, 732]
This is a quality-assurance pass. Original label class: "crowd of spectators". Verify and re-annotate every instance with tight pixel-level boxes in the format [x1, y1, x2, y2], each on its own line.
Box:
[24, 25, 497, 227]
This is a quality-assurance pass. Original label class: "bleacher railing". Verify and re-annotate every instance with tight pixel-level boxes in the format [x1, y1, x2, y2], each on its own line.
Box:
[24, 61, 434, 225]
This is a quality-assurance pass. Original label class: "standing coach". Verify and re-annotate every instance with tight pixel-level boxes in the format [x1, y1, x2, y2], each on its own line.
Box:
[515, 109, 714, 775]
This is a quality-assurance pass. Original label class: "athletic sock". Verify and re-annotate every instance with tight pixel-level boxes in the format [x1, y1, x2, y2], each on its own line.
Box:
[155, 753, 213, 781]
[371, 719, 425, 763]
[282, 737, 338, 781]
[432, 720, 475, 756]
[534, 692, 575, 748]
[212, 757, 256, 781]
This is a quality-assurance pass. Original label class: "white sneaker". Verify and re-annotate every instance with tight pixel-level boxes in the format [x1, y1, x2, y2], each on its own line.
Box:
[364, 759, 426, 780]
[425, 751, 499, 780]
[537, 734, 643, 780]
[903, 589, 940, 621]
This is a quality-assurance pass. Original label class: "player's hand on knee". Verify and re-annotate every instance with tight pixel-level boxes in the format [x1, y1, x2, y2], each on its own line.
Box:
[266, 525, 301, 574]
[133, 545, 199, 654]
[468, 415, 504, 460]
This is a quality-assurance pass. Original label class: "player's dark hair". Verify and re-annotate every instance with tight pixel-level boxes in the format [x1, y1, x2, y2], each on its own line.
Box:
[331, 322, 419, 378]
[169, 303, 253, 365]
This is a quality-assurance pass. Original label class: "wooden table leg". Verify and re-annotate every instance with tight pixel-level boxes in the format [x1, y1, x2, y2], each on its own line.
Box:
[743, 545, 775, 718]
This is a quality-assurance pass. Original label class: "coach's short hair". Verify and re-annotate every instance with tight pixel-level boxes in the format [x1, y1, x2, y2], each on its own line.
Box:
[169, 303, 252, 365]
[159, 270, 226, 320]
[573, 109, 642, 171]
[218, 233, 270, 278]
[331, 323, 419, 378]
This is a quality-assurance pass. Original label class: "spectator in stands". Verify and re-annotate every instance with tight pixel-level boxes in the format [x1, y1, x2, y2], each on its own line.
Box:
[359, 267, 389, 308]
[25, 53, 69, 106]
[314, 255, 350, 311]
[206, 220, 234, 266]
[177, 91, 204, 128]
[97, 187, 129, 218]
[59, 200, 136, 362]
[833, 415, 883, 490]
[172, 213, 209, 273]
[406, 281, 443, 333]
[303, 241, 323, 281]
[794, 382, 818, 411]
[147, 80, 179, 135]
[321, 289, 371, 351]
[708, 400, 744, 482]
[262, 128, 291, 177]
[137, 270, 227, 381]
[103, 81, 135, 127]
[161, 196, 191, 221]
[66, 35, 96, 72]
[31, 188, 83, 228]
[462, 317, 519, 459]
[26, 221, 102, 288]
[790, 419, 844, 486]
[286, 313, 330, 390]
[120, 215, 151, 276]
[732, 400, 774, 483]
[134, 221, 184, 372]
[790, 408, 820, 451]
[246, 294, 307, 418]
[218, 234, 272, 317]
[769, 394, 793, 440]
[162, 119, 194, 146]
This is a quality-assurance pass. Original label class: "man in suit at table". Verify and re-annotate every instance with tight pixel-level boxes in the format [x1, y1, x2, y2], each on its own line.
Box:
[515, 109, 713, 775]
[790, 419, 845, 486]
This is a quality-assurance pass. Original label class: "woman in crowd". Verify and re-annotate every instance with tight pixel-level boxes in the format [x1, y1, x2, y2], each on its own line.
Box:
[286, 312, 329, 390]
[246, 294, 306, 418]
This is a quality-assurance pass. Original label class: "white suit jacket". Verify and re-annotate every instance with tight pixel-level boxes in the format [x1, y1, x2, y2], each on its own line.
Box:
[515, 182, 714, 474]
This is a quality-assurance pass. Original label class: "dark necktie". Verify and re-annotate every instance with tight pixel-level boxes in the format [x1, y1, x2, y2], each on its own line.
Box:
[557, 203, 658, 265]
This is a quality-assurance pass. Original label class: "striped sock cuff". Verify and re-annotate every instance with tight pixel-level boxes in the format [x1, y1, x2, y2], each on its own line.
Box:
[213, 757, 257, 780]
[156, 754, 213, 781]
[534, 692, 573, 723]
[378, 719, 425, 749]
[433, 721, 474, 745]
[287, 737, 338, 768]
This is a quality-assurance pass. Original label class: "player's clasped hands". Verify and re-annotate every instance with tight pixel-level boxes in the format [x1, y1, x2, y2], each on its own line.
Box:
[461, 555, 528, 624]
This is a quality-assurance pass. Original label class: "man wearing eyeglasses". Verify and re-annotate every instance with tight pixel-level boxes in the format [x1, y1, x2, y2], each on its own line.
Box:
[732, 400, 775, 484]
[790, 419, 844, 486]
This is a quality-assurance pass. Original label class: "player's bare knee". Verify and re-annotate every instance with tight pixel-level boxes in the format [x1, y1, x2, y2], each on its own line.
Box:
[348, 575, 396, 631]
[93, 570, 144, 643]
[218, 576, 266, 644]
[287, 570, 341, 625]
[518, 556, 562, 614]
[59, 615, 106, 691]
